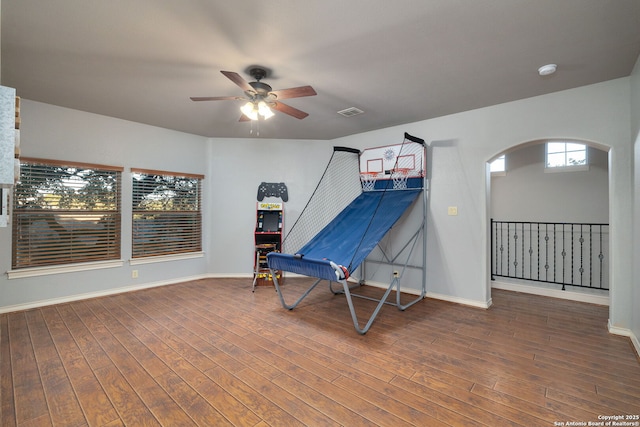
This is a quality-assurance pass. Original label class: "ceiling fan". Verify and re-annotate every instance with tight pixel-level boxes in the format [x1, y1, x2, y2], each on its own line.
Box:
[191, 67, 317, 121]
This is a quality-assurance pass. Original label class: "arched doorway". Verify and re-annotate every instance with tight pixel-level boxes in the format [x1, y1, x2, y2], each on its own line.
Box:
[487, 138, 610, 305]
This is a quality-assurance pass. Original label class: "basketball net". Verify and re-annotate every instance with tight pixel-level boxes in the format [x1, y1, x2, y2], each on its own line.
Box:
[360, 172, 379, 191]
[391, 168, 410, 190]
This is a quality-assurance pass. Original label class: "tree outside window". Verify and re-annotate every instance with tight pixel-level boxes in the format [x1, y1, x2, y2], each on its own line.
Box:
[12, 159, 122, 269]
[546, 142, 588, 169]
[132, 169, 203, 258]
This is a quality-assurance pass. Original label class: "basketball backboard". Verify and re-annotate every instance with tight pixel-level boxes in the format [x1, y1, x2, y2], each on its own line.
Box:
[359, 141, 425, 178]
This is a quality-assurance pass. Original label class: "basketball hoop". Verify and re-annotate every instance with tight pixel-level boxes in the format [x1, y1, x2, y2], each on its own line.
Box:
[360, 171, 379, 191]
[391, 168, 411, 189]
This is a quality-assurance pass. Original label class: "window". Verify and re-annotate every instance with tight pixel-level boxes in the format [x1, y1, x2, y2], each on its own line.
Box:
[12, 158, 122, 269]
[490, 155, 506, 174]
[546, 142, 588, 169]
[132, 169, 203, 258]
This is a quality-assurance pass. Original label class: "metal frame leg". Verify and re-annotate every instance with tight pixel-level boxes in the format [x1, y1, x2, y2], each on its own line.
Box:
[272, 271, 414, 334]
[251, 249, 260, 292]
[271, 270, 324, 310]
[328, 280, 360, 295]
[341, 277, 402, 334]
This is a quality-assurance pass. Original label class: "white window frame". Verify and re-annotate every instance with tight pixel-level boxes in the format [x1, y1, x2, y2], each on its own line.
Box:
[545, 141, 589, 172]
[11, 158, 123, 271]
[131, 168, 203, 260]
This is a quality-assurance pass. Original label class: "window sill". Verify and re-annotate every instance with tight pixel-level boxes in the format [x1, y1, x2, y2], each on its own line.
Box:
[544, 164, 589, 173]
[130, 251, 204, 265]
[7, 260, 124, 279]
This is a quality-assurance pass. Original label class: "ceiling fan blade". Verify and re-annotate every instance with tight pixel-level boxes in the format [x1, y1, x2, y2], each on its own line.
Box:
[190, 96, 241, 101]
[271, 101, 309, 119]
[221, 70, 254, 92]
[270, 85, 317, 100]
[239, 114, 251, 122]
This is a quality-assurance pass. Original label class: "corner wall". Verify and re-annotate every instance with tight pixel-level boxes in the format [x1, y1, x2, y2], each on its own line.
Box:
[631, 55, 640, 353]
[0, 78, 636, 338]
[204, 136, 334, 276]
[0, 100, 334, 311]
[334, 78, 633, 330]
[0, 101, 210, 310]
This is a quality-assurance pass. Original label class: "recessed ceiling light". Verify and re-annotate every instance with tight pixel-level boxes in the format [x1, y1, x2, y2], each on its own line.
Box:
[538, 64, 557, 76]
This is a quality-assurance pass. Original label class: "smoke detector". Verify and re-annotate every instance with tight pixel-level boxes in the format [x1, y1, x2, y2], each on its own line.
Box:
[538, 64, 557, 76]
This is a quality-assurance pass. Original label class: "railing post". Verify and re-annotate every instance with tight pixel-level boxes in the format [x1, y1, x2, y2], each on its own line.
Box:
[490, 218, 495, 280]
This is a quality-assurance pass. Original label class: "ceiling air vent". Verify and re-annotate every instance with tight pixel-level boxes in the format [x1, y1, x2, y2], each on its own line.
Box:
[337, 107, 364, 117]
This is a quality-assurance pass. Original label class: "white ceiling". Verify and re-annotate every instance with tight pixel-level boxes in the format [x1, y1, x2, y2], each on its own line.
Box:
[2, 0, 640, 140]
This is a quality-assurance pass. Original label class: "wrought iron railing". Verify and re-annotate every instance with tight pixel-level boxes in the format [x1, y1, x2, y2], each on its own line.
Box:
[491, 219, 609, 291]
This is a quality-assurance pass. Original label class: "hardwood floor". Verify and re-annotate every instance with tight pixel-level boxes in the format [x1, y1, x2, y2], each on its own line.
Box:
[1, 278, 639, 426]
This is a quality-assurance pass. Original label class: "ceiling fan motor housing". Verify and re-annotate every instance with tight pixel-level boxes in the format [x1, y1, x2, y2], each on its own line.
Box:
[248, 81, 273, 97]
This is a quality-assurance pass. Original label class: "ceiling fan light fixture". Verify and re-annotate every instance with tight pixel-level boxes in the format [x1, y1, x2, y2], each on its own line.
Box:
[258, 101, 275, 119]
[240, 100, 274, 120]
[241, 101, 259, 120]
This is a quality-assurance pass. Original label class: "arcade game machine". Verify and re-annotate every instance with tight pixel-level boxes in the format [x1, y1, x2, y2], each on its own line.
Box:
[252, 201, 283, 290]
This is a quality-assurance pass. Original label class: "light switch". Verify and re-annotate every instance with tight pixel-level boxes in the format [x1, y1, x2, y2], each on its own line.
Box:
[448, 206, 458, 216]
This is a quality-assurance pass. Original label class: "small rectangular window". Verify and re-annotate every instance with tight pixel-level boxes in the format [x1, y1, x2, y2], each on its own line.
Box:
[132, 169, 203, 258]
[490, 155, 506, 174]
[545, 142, 588, 169]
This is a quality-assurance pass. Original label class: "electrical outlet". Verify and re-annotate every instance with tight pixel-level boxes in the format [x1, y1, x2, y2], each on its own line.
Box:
[132, 270, 138, 278]
[448, 206, 458, 216]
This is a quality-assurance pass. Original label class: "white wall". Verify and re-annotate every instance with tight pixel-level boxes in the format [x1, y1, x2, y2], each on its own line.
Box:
[491, 144, 609, 223]
[631, 55, 640, 351]
[205, 136, 334, 275]
[0, 100, 210, 309]
[335, 78, 633, 330]
[1, 78, 636, 338]
[0, 100, 333, 310]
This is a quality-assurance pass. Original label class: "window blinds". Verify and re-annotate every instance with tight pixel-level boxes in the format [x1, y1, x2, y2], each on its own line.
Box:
[131, 169, 202, 258]
[12, 158, 122, 269]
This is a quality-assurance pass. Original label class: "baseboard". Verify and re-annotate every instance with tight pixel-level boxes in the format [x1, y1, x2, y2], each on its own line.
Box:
[0, 273, 314, 313]
[492, 280, 609, 306]
[0, 274, 209, 314]
[206, 273, 253, 279]
[426, 291, 492, 309]
[362, 279, 491, 308]
[1, 274, 612, 327]
[362, 279, 423, 296]
[633, 332, 640, 359]
[205, 272, 309, 279]
[608, 319, 640, 359]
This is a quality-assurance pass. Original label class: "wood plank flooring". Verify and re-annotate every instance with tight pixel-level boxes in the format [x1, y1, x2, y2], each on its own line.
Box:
[1, 278, 639, 426]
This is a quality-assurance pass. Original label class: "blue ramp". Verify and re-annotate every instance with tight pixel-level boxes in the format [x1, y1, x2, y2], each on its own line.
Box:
[268, 189, 421, 282]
